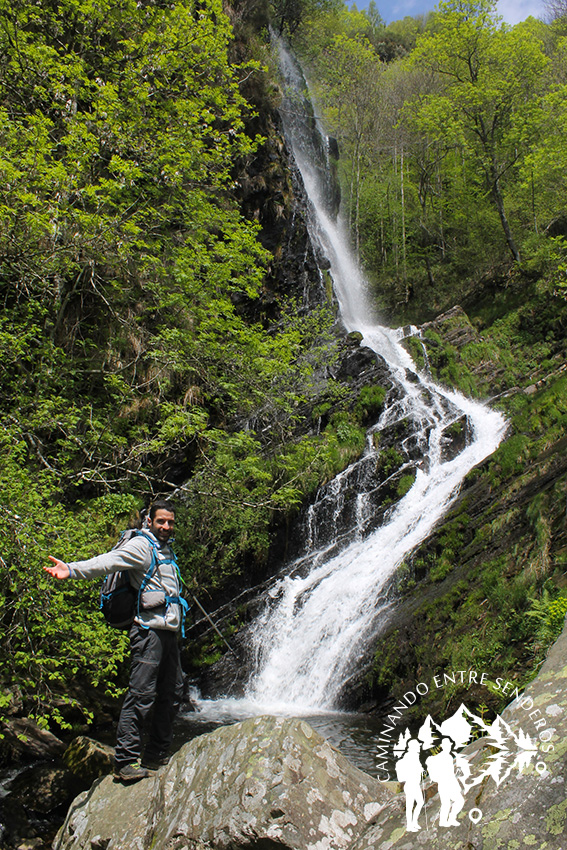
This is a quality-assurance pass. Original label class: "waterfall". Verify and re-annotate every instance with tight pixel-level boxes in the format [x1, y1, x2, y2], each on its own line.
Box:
[194, 41, 507, 719]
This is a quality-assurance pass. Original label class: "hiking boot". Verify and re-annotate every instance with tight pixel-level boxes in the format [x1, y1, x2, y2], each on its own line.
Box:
[141, 753, 170, 771]
[113, 761, 150, 783]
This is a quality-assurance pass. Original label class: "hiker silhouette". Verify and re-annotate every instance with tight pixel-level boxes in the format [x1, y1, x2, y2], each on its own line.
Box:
[426, 738, 465, 827]
[395, 739, 424, 832]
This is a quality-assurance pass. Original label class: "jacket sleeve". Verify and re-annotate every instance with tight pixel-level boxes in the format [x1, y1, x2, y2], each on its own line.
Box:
[67, 538, 151, 580]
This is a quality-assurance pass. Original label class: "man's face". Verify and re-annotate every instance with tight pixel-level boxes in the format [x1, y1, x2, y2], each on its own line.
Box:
[148, 508, 175, 543]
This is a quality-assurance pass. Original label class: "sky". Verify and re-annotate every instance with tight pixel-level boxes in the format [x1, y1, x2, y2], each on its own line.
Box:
[354, 0, 547, 26]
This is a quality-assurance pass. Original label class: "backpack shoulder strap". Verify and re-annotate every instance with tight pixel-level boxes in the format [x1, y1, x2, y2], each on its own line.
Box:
[131, 530, 160, 616]
[132, 531, 186, 631]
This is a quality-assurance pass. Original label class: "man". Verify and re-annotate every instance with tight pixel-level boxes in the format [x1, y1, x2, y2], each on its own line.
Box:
[45, 499, 186, 783]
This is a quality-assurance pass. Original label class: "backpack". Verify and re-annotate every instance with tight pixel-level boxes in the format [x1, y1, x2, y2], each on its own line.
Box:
[99, 529, 156, 629]
[99, 529, 189, 633]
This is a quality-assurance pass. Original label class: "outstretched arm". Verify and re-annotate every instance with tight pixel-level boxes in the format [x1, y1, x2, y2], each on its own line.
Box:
[44, 556, 71, 580]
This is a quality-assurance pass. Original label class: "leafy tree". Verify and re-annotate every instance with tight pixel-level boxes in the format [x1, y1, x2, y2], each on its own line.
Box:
[379, 14, 433, 58]
[366, 0, 385, 33]
[0, 0, 309, 494]
[409, 0, 549, 263]
[0, 0, 347, 727]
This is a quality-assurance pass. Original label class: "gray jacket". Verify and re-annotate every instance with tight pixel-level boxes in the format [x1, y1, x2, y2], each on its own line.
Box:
[68, 530, 182, 631]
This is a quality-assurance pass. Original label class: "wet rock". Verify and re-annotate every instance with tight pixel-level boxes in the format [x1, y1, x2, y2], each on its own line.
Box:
[336, 344, 382, 381]
[0, 759, 82, 850]
[9, 763, 77, 815]
[63, 737, 114, 785]
[54, 715, 391, 850]
[439, 414, 470, 463]
[1, 718, 65, 762]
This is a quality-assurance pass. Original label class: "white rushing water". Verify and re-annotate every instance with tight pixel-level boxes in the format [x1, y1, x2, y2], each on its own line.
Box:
[193, 41, 507, 721]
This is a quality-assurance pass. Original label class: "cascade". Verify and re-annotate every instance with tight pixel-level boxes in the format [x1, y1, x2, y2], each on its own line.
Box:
[193, 41, 506, 720]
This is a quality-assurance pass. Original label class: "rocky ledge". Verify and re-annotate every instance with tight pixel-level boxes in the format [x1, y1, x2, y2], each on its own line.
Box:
[55, 623, 567, 850]
[54, 715, 391, 850]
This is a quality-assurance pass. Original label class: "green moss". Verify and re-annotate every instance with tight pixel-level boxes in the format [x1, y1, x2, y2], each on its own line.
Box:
[403, 336, 425, 371]
[545, 799, 567, 835]
[396, 472, 416, 498]
[429, 558, 454, 582]
[378, 447, 404, 476]
[353, 384, 387, 423]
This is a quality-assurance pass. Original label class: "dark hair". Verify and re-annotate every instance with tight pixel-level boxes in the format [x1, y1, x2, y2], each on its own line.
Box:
[149, 499, 175, 520]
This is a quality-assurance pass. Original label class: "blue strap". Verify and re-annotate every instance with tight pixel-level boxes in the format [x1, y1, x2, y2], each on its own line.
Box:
[165, 595, 190, 637]
[136, 534, 159, 620]
[137, 532, 188, 634]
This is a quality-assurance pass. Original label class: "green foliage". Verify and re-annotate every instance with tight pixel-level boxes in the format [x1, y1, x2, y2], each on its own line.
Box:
[523, 236, 567, 299]
[489, 435, 531, 483]
[420, 330, 478, 395]
[0, 0, 308, 498]
[526, 588, 567, 648]
[429, 559, 453, 582]
[377, 446, 404, 476]
[0, 475, 137, 727]
[0, 0, 356, 726]
[311, 380, 351, 419]
[176, 410, 367, 592]
[353, 385, 387, 421]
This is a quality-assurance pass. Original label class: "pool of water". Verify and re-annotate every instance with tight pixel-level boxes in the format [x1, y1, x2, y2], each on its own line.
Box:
[173, 698, 389, 778]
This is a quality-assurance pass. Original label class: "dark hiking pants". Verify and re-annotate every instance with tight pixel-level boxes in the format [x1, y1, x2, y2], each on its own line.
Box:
[114, 624, 183, 767]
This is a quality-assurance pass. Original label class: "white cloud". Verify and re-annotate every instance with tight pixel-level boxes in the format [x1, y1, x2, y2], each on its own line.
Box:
[496, 0, 547, 25]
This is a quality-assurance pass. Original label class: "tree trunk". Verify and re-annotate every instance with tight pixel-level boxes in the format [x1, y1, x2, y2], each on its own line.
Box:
[491, 162, 521, 263]
[400, 145, 408, 301]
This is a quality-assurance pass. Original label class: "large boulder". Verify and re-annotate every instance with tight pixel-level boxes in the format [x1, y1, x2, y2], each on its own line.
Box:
[63, 736, 115, 785]
[54, 715, 392, 850]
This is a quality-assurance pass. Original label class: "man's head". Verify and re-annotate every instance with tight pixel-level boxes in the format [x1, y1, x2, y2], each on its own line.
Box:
[148, 499, 175, 543]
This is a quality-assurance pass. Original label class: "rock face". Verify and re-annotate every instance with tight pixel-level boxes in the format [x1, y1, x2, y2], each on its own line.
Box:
[54, 715, 391, 850]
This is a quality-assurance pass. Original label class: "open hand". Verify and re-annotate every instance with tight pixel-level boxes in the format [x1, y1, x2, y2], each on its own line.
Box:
[44, 556, 70, 580]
